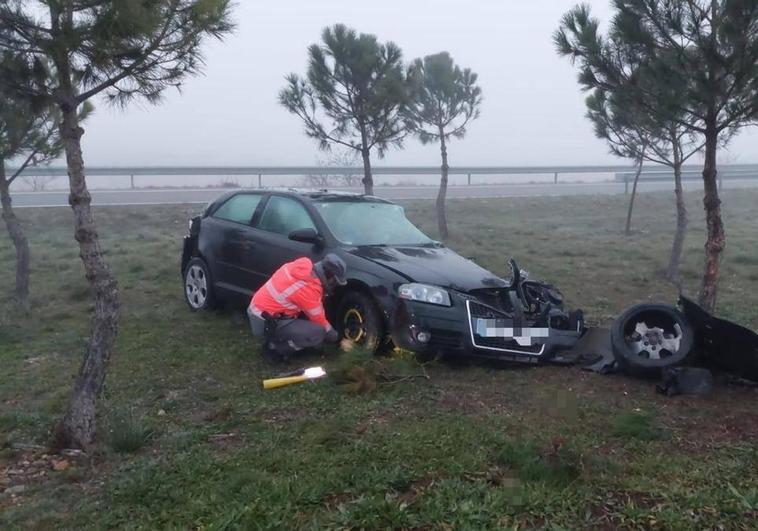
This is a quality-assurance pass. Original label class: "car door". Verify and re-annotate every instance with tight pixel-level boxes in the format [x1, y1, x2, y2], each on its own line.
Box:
[248, 195, 324, 281]
[202, 193, 264, 294]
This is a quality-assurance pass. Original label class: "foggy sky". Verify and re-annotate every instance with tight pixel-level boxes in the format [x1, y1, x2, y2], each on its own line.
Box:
[78, 0, 756, 167]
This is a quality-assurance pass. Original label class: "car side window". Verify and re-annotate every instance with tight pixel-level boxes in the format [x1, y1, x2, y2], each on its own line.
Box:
[257, 196, 316, 236]
[212, 194, 262, 225]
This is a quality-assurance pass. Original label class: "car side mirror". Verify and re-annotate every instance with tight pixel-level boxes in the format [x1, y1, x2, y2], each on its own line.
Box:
[288, 227, 321, 244]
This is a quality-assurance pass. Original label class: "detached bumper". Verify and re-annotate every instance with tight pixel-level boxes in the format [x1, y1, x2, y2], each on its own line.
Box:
[390, 292, 584, 364]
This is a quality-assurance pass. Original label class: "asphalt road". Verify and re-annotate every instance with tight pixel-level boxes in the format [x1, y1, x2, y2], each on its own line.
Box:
[12, 179, 758, 207]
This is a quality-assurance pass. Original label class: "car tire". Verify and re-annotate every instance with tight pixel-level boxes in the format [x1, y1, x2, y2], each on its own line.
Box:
[183, 257, 217, 311]
[610, 303, 695, 378]
[337, 291, 385, 352]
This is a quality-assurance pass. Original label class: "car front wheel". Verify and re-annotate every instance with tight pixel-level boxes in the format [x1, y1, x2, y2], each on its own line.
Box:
[337, 291, 385, 352]
[610, 303, 695, 377]
[183, 257, 216, 311]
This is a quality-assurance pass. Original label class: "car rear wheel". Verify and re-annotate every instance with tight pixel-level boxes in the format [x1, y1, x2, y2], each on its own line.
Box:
[337, 291, 385, 352]
[184, 257, 217, 311]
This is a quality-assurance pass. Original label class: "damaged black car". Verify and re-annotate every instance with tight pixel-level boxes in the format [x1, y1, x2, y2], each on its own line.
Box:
[181, 189, 585, 361]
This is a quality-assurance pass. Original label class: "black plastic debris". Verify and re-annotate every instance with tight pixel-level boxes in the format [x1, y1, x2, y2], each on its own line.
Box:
[679, 296, 758, 383]
[551, 327, 617, 374]
[656, 367, 714, 396]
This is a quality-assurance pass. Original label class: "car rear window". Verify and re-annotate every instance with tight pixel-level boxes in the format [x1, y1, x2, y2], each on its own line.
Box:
[212, 194, 262, 224]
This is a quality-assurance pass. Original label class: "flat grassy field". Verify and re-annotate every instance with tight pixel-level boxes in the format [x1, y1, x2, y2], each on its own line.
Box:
[1, 190, 757, 529]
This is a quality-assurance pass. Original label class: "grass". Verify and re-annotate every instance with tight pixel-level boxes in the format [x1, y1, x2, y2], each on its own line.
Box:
[1, 190, 757, 529]
[106, 408, 154, 454]
[612, 411, 662, 441]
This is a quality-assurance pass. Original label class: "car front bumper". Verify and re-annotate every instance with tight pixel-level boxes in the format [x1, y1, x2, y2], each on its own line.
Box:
[390, 292, 584, 363]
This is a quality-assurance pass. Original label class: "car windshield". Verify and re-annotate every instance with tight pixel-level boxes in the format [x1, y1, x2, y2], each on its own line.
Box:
[314, 201, 433, 246]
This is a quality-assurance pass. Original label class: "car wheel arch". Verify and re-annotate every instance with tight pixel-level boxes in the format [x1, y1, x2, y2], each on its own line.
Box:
[183, 249, 210, 275]
[332, 280, 376, 312]
[192, 242, 222, 285]
[330, 280, 391, 328]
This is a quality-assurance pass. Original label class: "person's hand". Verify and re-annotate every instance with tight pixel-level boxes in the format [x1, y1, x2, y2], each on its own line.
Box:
[340, 338, 355, 352]
[325, 328, 339, 344]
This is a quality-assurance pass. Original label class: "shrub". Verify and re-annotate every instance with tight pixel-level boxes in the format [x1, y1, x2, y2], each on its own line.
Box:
[108, 409, 153, 454]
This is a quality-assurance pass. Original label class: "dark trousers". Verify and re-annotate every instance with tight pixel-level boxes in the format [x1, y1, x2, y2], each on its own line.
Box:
[247, 307, 326, 356]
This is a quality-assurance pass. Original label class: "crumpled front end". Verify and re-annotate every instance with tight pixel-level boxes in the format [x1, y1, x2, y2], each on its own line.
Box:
[390, 286, 586, 363]
[464, 296, 584, 361]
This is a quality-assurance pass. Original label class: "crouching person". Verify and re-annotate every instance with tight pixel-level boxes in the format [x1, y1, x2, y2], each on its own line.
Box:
[247, 254, 347, 362]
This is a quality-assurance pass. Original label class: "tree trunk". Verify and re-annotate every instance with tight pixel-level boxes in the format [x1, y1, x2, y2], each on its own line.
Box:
[360, 147, 373, 196]
[0, 162, 31, 310]
[58, 106, 121, 450]
[698, 122, 724, 312]
[666, 144, 687, 286]
[625, 154, 644, 235]
[436, 130, 450, 239]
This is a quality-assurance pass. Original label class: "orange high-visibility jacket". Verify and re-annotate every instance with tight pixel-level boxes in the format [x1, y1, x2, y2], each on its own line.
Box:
[249, 257, 332, 331]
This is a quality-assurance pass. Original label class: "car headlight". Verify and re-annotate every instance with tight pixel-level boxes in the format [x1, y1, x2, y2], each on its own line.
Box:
[398, 283, 451, 306]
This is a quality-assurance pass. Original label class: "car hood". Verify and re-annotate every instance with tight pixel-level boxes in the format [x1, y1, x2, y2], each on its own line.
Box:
[348, 245, 508, 292]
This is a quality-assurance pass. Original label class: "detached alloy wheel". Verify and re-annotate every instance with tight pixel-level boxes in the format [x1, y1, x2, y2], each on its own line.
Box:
[610, 303, 695, 377]
[337, 291, 384, 352]
[184, 257, 216, 311]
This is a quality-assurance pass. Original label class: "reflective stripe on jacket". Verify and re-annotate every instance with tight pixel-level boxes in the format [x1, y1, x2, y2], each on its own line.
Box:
[249, 257, 332, 330]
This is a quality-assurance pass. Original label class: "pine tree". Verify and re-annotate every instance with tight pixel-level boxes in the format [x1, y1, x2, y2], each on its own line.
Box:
[0, 86, 68, 309]
[586, 89, 703, 281]
[279, 24, 408, 196]
[0, 0, 234, 449]
[555, 1, 758, 312]
[404, 52, 482, 240]
[584, 89, 650, 237]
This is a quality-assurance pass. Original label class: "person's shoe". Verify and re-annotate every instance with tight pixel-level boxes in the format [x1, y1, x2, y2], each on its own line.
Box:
[261, 341, 283, 364]
[260, 314, 283, 364]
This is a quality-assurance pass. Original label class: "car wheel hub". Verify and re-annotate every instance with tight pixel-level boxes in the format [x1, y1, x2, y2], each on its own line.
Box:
[343, 308, 366, 342]
[185, 265, 208, 308]
[628, 321, 681, 360]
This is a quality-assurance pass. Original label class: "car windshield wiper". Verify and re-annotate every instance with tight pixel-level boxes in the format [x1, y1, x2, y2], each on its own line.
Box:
[418, 240, 444, 248]
[356, 241, 441, 248]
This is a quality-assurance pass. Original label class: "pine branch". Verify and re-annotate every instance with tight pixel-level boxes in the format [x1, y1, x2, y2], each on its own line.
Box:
[8, 149, 38, 184]
[74, 2, 182, 104]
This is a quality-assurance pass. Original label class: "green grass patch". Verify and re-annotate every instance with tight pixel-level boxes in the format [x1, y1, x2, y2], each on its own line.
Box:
[612, 410, 663, 441]
[493, 438, 584, 487]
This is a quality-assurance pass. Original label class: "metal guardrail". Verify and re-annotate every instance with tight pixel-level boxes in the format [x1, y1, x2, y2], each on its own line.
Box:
[11, 164, 758, 190]
[14, 164, 660, 176]
[615, 167, 758, 193]
[13, 164, 643, 189]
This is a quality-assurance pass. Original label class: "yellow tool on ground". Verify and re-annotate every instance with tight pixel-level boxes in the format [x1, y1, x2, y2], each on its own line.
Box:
[263, 366, 327, 390]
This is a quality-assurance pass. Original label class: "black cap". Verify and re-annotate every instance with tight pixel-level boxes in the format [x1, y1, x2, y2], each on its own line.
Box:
[317, 253, 347, 286]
